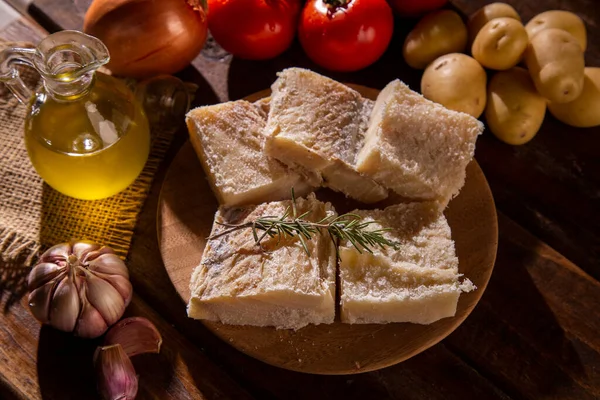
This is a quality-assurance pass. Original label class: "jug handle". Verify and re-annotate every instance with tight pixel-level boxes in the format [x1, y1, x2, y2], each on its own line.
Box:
[0, 46, 38, 104]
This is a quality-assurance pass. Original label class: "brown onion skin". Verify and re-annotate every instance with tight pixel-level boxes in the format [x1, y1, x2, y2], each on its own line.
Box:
[83, 0, 207, 78]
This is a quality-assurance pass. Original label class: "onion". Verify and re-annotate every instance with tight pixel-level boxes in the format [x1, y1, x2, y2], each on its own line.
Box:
[83, 0, 207, 78]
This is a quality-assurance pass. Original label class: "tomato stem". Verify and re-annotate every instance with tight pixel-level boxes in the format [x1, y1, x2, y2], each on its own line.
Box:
[323, 0, 350, 8]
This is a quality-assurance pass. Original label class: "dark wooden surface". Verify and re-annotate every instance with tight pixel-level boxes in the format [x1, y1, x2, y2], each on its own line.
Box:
[0, 0, 598, 398]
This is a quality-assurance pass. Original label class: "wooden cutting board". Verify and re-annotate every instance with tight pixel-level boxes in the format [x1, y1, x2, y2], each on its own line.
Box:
[157, 85, 498, 374]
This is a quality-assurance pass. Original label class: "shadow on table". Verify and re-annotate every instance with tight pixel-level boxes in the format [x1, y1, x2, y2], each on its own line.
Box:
[37, 325, 100, 400]
[447, 218, 587, 398]
[0, 254, 31, 312]
[37, 319, 176, 400]
[226, 15, 422, 101]
[177, 64, 221, 108]
[157, 141, 218, 254]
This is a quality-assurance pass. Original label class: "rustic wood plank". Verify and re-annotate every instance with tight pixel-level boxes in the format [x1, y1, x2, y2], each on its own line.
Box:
[474, 133, 600, 279]
[445, 212, 600, 400]
[0, 293, 253, 400]
[0, 11, 45, 43]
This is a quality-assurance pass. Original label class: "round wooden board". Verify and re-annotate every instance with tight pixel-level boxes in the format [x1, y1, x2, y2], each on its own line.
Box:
[157, 85, 498, 375]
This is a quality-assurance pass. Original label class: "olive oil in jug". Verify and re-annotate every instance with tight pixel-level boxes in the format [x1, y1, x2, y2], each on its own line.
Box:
[0, 31, 150, 200]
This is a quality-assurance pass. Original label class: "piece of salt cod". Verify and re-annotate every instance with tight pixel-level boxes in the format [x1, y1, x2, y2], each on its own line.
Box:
[356, 80, 484, 209]
[186, 100, 318, 208]
[264, 68, 388, 203]
[253, 96, 271, 118]
[187, 193, 337, 330]
[339, 202, 475, 325]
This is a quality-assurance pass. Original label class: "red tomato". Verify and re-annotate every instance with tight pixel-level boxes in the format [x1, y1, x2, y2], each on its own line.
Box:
[207, 0, 301, 60]
[299, 0, 394, 72]
[388, 0, 447, 16]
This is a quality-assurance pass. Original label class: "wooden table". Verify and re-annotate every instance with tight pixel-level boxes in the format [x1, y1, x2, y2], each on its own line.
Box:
[1, 1, 599, 399]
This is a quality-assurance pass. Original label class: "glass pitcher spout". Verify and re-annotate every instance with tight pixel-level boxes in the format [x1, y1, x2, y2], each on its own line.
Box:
[0, 30, 109, 103]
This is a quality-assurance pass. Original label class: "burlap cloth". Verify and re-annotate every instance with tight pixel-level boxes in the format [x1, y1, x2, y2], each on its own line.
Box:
[0, 39, 175, 307]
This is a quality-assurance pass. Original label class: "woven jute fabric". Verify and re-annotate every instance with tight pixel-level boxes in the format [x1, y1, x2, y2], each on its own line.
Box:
[0, 39, 174, 305]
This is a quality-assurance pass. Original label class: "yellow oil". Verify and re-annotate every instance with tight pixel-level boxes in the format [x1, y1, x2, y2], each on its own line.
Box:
[24, 73, 150, 200]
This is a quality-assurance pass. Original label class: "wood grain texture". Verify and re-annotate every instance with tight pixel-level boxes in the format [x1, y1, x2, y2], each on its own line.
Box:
[157, 85, 498, 374]
[0, 295, 253, 400]
[445, 213, 600, 399]
[0, 10, 46, 43]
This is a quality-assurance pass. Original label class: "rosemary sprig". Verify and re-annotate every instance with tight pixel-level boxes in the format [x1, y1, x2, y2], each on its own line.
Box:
[209, 189, 400, 258]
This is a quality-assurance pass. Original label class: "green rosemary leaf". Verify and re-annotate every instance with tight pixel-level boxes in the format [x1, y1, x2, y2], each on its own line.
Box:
[298, 234, 309, 256]
[297, 210, 312, 220]
[252, 222, 259, 243]
[209, 190, 401, 258]
[291, 188, 297, 218]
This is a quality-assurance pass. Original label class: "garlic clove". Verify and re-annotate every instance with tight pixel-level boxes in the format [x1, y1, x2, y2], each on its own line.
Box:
[94, 344, 138, 400]
[28, 262, 66, 289]
[28, 280, 58, 324]
[85, 273, 126, 326]
[87, 253, 130, 278]
[83, 246, 115, 265]
[104, 317, 162, 357]
[49, 277, 80, 332]
[98, 273, 133, 307]
[72, 241, 100, 261]
[75, 295, 109, 338]
[91, 246, 117, 258]
[40, 243, 70, 262]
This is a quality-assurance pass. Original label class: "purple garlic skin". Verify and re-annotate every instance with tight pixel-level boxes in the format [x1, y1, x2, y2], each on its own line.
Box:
[104, 317, 162, 357]
[27, 241, 133, 338]
[94, 344, 139, 400]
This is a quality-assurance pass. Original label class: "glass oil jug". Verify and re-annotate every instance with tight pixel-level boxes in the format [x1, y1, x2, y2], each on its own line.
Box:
[0, 30, 150, 200]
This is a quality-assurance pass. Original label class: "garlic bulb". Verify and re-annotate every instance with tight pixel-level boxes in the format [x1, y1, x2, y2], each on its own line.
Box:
[27, 242, 133, 338]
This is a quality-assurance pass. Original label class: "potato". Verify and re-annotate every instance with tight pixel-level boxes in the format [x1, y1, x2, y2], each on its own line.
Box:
[421, 53, 487, 118]
[525, 10, 586, 51]
[403, 10, 467, 69]
[468, 2, 521, 45]
[472, 18, 528, 70]
[486, 67, 546, 145]
[524, 28, 585, 103]
[548, 67, 600, 127]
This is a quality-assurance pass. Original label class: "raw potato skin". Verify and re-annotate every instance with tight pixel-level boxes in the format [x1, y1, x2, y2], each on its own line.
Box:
[525, 10, 587, 51]
[486, 67, 547, 145]
[524, 28, 585, 104]
[421, 53, 487, 118]
[468, 2, 521, 45]
[548, 67, 600, 128]
[403, 10, 467, 69]
[472, 17, 528, 70]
